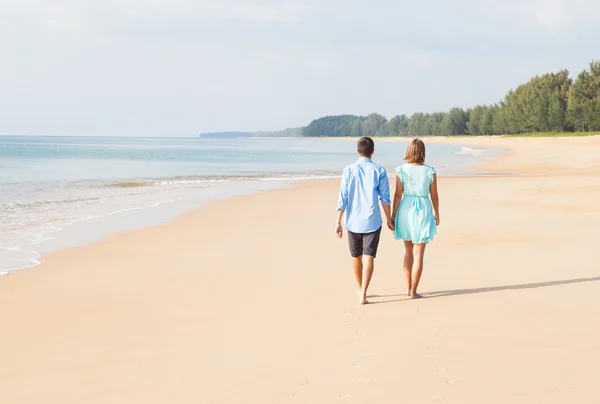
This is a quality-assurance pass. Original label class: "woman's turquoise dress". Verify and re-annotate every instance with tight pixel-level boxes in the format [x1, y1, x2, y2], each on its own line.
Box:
[393, 164, 437, 244]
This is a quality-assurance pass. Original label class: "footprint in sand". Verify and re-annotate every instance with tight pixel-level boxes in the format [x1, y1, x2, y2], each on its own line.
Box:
[337, 393, 353, 402]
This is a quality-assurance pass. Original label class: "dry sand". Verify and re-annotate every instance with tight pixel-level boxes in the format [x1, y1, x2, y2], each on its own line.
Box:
[1, 136, 600, 403]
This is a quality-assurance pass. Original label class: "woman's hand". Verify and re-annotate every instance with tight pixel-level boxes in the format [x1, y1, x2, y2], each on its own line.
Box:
[434, 213, 440, 226]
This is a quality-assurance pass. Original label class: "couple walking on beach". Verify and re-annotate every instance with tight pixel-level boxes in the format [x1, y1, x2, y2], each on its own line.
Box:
[336, 137, 440, 305]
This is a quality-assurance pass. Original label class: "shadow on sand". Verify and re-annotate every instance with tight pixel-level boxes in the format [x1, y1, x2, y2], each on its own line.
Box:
[367, 276, 600, 305]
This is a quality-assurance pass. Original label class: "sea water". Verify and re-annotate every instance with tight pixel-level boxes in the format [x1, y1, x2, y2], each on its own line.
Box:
[0, 136, 503, 274]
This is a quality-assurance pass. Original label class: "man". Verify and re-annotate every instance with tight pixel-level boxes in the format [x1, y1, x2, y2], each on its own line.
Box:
[336, 137, 394, 305]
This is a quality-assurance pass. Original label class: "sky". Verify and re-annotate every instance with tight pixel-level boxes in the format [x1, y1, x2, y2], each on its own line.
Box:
[0, 0, 598, 136]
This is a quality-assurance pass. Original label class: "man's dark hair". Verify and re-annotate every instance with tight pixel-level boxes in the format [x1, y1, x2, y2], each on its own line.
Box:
[357, 137, 375, 157]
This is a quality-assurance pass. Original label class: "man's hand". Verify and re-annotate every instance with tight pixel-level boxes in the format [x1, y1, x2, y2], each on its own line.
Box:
[387, 218, 395, 231]
[336, 223, 343, 238]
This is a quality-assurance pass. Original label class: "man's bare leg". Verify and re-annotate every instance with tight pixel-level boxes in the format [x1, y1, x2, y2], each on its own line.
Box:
[410, 243, 427, 299]
[352, 257, 363, 295]
[359, 255, 375, 304]
[403, 241, 414, 295]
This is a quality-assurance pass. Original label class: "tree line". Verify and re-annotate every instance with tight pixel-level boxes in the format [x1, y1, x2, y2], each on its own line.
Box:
[302, 60, 600, 137]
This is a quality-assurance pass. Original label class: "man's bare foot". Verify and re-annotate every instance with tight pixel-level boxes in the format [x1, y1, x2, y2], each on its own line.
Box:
[359, 296, 369, 305]
[404, 289, 410, 296]
[409, 293, 422, 299]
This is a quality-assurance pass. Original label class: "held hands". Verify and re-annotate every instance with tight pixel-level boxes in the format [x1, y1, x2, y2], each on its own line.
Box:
[389, 211, 397, 232]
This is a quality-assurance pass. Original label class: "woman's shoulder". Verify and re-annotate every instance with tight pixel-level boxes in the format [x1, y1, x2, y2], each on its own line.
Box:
[394, 164, 407, 173]
[397, 163, 434, 170]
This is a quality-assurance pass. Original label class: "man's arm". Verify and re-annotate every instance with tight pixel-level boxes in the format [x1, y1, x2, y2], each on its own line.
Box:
[335, 209, 344, 238]
[335, 168, 349, 238]
[378, 169, 394, 231]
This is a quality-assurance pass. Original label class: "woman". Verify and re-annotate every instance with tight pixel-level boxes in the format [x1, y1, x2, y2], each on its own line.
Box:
[391, 139, 440, 299]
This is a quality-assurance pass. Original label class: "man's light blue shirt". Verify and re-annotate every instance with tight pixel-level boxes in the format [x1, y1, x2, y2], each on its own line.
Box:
[336, 157, 391, 234]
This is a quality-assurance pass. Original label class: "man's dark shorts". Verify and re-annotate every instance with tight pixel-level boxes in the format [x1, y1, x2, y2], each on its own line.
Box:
[348, 227, 382, 258]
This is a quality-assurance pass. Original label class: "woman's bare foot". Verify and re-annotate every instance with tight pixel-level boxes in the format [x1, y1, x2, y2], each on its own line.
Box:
[357, 290, 369, 304]
[409, 292, 422, 299]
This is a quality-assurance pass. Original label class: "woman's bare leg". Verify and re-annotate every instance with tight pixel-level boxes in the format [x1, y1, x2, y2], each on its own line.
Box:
[403, 241, 414, 295]
[410, 243, 427, 299]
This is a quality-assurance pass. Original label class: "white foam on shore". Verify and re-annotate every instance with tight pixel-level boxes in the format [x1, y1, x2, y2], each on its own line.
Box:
[455, 146, 484, 156]
[152, 173, 340, 186]
[0, 180, 295, 276]
[258, 175, 339, 181]
[0, 197, 183, 275]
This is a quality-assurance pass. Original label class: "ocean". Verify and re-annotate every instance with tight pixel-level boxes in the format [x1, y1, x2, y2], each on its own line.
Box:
[0, 136, 503, 275]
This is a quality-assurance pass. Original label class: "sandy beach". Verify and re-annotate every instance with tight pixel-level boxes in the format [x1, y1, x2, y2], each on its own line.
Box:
[1, 135, 600, 403]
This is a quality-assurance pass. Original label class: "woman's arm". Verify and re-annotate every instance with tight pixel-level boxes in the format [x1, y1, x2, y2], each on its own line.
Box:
[391, 174, 403, 220]
[430, 173, 440, 225]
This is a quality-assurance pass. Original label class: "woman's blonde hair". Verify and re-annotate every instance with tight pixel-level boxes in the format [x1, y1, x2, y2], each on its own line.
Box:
[404, 138, 426, 164]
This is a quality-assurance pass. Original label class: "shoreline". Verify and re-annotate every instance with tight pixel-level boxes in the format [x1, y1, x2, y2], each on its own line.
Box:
[6, 133, 599, 276]
[0, 139, 502, 276]
[0, 179, 303, 276]
[4, 134, 598, 276]
[2, 136, 600, 403]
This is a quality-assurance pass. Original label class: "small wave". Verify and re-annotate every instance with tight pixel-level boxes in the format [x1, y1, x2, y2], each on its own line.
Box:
[0, 248, 41, 275]
[108, 182, 151, 188]
[154, 178, 232, 186]
[0, 197, 100, 211]
[82, 198, 181, 220]
[153, 173, 339, 186]
[455, 146, 484, 156]
[258, 175, 339, 181]
[71, 173, 341, 189]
